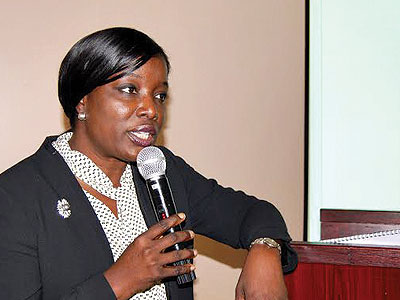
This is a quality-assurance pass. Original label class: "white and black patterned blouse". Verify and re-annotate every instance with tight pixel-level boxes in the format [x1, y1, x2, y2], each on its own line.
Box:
[52, 132, 167, 300]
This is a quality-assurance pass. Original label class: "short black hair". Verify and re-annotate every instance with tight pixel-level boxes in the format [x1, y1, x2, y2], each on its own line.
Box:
[58, 27, 170, 127]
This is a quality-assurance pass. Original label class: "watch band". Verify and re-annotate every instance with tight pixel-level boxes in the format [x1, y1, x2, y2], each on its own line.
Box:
[249, 237, 281, 255]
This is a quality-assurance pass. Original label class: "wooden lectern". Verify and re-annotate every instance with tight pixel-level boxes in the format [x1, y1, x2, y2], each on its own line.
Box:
[284, 210, 400, 299]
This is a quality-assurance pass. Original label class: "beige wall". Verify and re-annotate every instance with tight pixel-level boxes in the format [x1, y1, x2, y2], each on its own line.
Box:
[0, 1, 304, 299]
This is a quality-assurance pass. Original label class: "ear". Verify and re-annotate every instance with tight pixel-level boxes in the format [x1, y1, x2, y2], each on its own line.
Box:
[75, 96, 87, 115]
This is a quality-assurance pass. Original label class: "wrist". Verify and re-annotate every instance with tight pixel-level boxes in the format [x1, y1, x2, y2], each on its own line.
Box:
[249, 237, 281, 255]
[104, 267, 132, 300]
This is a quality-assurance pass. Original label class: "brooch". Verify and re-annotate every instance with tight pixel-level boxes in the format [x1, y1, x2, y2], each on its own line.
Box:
[57, 198, 71, 219]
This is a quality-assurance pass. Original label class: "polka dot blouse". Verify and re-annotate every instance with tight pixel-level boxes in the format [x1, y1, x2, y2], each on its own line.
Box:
[52, 132, 167, 300]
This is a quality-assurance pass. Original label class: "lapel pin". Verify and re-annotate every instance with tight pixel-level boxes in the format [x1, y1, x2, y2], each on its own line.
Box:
[57, 198, 71, 219]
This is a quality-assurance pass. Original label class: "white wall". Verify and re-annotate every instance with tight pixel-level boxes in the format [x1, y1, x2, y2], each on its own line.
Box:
[0, 1, 304, 299]
[309, 0, 400, 240]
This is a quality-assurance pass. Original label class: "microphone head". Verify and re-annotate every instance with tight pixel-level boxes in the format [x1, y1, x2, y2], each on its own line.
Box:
[137, 146, 166, 180]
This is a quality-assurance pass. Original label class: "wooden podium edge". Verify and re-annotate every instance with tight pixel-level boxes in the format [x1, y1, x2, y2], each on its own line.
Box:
[291, 241, 400, 268]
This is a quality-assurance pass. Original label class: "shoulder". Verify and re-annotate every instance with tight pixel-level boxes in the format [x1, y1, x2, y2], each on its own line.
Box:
[157, 146, 192, 170]
[0, 153, 41, 232]
[0, 135, 59, 199]
[157, 146, 200, 181]
[156, 146, 218, 190]
[155, 146, 198, 191]
[157, 145, 177, 159]
[0, 154, 37, 188]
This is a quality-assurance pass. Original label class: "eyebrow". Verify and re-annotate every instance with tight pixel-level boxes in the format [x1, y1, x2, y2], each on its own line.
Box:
[126, 73, 169, 88]
[130, 73, 143, 79]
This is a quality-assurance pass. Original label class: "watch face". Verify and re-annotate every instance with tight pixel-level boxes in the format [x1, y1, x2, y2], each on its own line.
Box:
[251, 238, 281, 254]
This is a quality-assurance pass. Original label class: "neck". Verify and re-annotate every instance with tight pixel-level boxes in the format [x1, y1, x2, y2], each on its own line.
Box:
[69, 132, 126, 188]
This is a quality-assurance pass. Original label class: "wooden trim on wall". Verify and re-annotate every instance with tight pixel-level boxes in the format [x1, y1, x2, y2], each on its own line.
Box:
[321, 209, 400, 224]
[292, 241, 400, 268]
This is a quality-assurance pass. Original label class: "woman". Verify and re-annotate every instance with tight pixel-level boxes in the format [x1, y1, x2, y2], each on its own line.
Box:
[0, 27, 296, 300]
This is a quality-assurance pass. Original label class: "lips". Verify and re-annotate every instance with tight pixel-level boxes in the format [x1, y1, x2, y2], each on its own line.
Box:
[127, 124, 157, 147]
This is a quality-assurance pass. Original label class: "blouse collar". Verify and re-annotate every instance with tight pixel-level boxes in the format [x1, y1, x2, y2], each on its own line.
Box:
[52, 132, 134, 200]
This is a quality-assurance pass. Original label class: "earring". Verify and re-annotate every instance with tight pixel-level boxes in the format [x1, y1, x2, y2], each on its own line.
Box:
[77, 112, 86, 121]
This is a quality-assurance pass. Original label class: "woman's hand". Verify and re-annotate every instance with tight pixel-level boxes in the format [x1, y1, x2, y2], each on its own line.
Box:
[235, 244, 287, 300]
[104, 213, 196, 300]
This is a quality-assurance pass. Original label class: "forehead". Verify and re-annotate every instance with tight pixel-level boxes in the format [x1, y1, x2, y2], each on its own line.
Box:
[102, 56, 169, 89]
[130, 56, 168, 80]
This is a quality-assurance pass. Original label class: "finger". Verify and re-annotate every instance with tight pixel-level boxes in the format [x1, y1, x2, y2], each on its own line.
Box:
[143, 213, 186, 239]
[156, 230, 194, 251]
[161, 263, 195, 278]
[160, 248, 197, 265]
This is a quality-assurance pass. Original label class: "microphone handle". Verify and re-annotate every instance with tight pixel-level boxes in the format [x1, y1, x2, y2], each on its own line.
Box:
[145, 175, 196, 285]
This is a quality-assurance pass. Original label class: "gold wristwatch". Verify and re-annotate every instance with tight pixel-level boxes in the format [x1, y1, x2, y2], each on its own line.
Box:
[249, 237, 281, 255]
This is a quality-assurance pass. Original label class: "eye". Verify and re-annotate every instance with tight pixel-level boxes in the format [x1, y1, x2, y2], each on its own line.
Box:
[155, 93, 168, 103]
[119, 85, 137, 94]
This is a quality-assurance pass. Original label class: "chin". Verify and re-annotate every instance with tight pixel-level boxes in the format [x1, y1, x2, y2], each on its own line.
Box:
[125, 148, 143, 163]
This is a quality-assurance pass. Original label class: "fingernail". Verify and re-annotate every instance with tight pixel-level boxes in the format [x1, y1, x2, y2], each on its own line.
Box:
[189, 230, 195, 238]
[193, 249, 198, 257]
[178, 212, 186, 220]
[190, 265, 196, 271]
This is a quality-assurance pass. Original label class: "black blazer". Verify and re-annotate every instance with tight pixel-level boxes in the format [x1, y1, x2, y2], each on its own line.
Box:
[0, 136, 296, 300]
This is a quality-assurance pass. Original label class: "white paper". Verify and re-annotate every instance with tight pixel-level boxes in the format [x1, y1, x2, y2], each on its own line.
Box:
[320, 229, 400, 246]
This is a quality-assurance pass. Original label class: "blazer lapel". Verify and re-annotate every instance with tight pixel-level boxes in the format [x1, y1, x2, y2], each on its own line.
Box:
[32, 137, 114, 262]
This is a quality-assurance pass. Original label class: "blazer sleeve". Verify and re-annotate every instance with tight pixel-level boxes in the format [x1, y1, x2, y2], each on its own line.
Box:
[0, 187, 116, 300]
[0, 187, 42, 299]
[163, 148, 297, 273]
[59, 275, 116, 300]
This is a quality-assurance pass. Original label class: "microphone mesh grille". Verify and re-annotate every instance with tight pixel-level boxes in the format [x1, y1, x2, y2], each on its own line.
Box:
[136, 146, 166, 180]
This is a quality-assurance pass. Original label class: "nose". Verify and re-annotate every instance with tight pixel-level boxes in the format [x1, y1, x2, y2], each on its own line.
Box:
[136, 95, 158, 120]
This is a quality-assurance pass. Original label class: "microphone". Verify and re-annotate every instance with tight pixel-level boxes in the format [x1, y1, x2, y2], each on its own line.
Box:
[136, 146, 196, 285]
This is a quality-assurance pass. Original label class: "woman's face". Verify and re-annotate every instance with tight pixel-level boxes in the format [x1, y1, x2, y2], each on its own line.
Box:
[75, 56, 168, 163]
